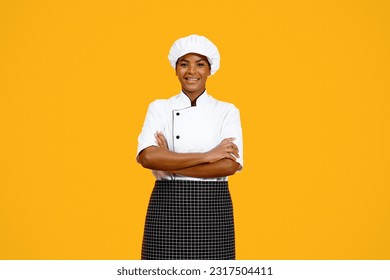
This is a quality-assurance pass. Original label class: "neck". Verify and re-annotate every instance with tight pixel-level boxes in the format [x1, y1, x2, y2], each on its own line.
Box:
[182, 89, 206, 106]
[182, 88, 205, 101]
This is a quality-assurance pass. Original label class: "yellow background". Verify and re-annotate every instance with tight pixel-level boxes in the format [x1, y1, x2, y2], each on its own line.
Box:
[1, 0, 389, 259]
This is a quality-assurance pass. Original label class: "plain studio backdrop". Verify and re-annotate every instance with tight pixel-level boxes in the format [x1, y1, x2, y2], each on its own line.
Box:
[0, 0, 389, 259]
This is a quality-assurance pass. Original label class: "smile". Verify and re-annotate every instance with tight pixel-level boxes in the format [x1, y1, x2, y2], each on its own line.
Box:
[185, 78, 200, 81]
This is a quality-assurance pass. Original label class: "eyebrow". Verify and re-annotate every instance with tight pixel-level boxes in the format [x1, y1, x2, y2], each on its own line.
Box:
[178, 58, 208, 63]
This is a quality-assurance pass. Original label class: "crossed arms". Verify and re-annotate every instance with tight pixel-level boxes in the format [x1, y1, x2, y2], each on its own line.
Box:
[137, 132, 241, 178]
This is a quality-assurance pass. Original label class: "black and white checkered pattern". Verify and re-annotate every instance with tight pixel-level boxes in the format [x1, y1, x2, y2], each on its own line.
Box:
[141, 180, 235, 260]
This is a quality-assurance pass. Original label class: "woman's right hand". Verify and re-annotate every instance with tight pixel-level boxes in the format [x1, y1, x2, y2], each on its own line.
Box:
[204, 137, 240, 163]
[155, 131, 169, 150]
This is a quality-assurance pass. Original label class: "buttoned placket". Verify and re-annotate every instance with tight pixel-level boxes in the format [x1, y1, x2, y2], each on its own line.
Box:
[169, 92, 214, 180]
[171, 107, 189, 180]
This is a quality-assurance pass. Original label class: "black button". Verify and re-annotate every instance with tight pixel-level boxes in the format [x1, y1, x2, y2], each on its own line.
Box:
[176, 135, 180, 139]
[176, 112, 180, 116]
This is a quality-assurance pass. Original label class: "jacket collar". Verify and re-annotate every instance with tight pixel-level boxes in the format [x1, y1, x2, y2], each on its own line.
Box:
[176, 90, 210, 107]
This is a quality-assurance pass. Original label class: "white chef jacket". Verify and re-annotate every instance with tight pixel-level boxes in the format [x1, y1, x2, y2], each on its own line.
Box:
[137, 90, 243, 181]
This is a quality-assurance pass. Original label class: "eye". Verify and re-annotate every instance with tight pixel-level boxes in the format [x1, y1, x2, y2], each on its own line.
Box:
[197, 63, 205, 67]
[179, 63, 188, 67]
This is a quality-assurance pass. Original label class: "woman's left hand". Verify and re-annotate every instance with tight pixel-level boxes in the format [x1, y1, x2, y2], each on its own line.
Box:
[155, 131, 169, 150]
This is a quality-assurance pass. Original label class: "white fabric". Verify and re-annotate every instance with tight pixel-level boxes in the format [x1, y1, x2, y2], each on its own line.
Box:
[168, 34, 220, 75]
[137, 91, 243, 181]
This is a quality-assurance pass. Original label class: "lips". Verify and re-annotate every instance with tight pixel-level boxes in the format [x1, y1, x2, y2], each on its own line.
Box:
[185, 77, 200, 82]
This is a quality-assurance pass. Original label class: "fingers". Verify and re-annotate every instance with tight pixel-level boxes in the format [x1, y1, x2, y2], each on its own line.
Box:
[229, 148, 239, 159]
[221, 137, 236, 144]
[205, 141, 240, 163]
[222, 141, 240, 158]
[155, 137, 164, 147]
[225, 153, 238, 162]
[231, 149, 239, 159]
[154, 131, 165, 141]
[220, 138, 239, 156]
[154, 131, 169, 149]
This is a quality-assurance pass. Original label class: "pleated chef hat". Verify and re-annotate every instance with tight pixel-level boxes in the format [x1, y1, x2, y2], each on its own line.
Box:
[168, 34, 220, 75]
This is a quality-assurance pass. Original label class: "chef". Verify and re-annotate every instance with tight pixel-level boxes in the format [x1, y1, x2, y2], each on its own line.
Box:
[137, 34, 243, 260]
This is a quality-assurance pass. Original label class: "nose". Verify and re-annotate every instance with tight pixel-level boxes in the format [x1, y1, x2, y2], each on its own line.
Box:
[187, 64, 197, 74]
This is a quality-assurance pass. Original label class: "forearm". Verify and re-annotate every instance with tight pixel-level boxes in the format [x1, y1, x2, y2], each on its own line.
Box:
[171, 159, 240, 178]
[138, 146, 209, 171]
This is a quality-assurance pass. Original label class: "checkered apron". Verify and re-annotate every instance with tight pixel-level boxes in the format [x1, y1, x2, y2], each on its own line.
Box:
[141, 180, 235, 260]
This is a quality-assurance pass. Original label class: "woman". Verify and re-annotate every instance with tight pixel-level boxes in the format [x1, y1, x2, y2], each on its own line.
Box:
[136, 34, 243, 260]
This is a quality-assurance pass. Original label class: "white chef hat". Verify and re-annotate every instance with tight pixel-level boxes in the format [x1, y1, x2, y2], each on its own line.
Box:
[168, 34, 220, 75]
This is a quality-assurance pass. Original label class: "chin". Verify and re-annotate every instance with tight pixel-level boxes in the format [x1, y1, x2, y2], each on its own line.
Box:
[185, 88, 202, 93]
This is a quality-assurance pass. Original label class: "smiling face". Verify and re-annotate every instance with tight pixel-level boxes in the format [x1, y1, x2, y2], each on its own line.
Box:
[176, 53, 211, 99]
